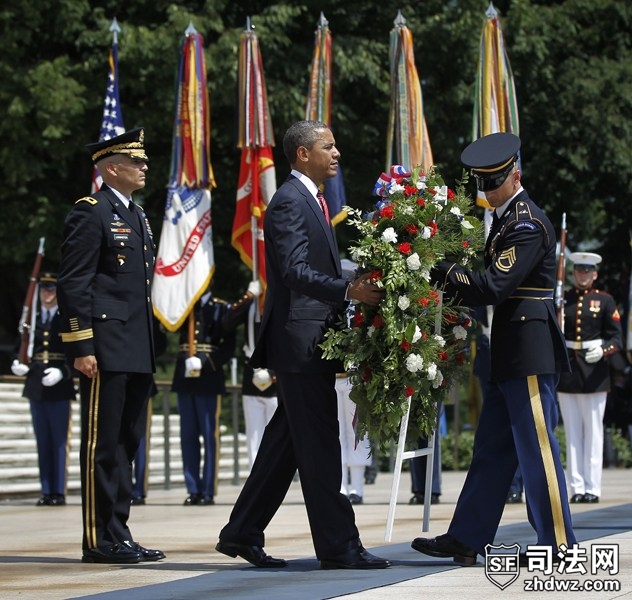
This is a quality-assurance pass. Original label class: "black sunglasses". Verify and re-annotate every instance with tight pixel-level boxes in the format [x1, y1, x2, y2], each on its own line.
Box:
[472, 163, 516, 192]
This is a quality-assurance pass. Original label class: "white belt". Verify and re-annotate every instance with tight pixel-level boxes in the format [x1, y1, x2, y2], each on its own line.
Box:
[565, 339, 603, 350]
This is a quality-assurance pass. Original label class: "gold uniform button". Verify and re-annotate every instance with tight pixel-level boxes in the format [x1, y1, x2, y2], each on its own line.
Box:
[520, 316, 526, 321]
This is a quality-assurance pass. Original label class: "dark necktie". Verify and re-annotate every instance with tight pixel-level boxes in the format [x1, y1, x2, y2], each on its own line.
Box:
[316, 191, 330, 224]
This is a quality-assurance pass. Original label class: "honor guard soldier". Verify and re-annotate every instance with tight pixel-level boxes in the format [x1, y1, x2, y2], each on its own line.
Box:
[221, 280, 278, 469]
[11, 272, 75, 506]
[172, 285, 236, 506]
[558, 252, 623, 503]
[57, 128, 164, 564]
[413, 132, 576, 565]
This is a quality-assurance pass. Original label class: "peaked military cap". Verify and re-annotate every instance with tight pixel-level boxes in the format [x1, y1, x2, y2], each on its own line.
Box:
[39, 272, 57, 288]
[461, 132, 521, 191]
[85, 127, 148, 164]
[569, 251, 602, 268]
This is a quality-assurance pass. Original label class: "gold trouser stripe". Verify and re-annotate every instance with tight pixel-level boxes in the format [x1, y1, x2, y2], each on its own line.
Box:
[85, 373, 100, 549]
[64, 407, 72, 496]
[213, 395, 222, 495]
[142, 403, 153, 494]
[527, 375, 568, 548]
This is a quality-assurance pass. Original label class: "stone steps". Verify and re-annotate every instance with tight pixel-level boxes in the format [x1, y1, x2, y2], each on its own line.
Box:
[0, 381, 250, 497]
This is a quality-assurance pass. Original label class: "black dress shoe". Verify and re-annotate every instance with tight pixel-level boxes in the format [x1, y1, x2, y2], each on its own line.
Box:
[130, 496, 145, 506]
[184, 493, 202, 505]
[411, 534, 478, 566]
[348, 493, 363, 505]
[124, 540, 166, 561]
[215, 541, 287, 568]
[321, 545, 390, 570]
[409, 493, 440, 505]
[570, 493, 585, 503]
[506, 492, 523, 504]
[82, 543, 142, 564]
[582, 493, 599, 503]
[36, 495, 51, 506]
[48, 494, 66, 506]
[198, 495, 215, 505]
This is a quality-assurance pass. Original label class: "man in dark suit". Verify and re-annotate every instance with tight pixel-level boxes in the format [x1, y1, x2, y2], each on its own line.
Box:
[216, 120, 389, 570]
[11, 272, 75, 506]
[412, 133, 576, 566]
[58, 128, 164, 564]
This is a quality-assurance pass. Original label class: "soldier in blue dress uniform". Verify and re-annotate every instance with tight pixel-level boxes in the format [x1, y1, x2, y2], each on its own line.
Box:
[58, 128, 164, 564]
[172, 287, 236, 506]
[11, 272, 76, 506]
[412, 132, 576, 565]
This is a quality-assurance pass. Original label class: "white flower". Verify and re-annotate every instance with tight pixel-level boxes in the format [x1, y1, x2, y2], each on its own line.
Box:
[420, 268, 431, 282]
[406, 253, 421, 271]
[420, 226, 432, 240]
[412, 325, 422, 344]
[405, 353, 424, 373]
[389, 182, 405, 195]
[461, 220, 474, 230]
[382, 227, 398, 243]
[433, 185, 448, 203]
[398, 295, 410, 310]
[453, 325, 467, 340]
[433, 334, 446, 347]
[416, 179, 426, 191]
[426, 362, 437, 380]
[367, 325, 376, 338]
[400, 205, 414, 215]
[450, 206, 462, 217]
[432, 369, 444, 388]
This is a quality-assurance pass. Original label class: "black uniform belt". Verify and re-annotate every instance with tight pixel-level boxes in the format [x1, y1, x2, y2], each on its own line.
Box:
[565, 339, 603, 350]
[32, 352, 66, 361]
[179, 344, 217, 352]
[508, 287, 554, 300]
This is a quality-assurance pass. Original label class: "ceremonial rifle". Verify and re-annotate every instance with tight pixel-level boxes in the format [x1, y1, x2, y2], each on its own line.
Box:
[18, 237, 45, 365]
[554, 213, 567, 328]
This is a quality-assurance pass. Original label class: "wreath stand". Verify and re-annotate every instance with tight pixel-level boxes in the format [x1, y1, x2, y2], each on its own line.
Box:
[384, 292, 442, 542]
[384, 397, 436, 541]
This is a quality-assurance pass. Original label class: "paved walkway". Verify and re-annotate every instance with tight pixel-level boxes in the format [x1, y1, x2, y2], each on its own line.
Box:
[1, 468, 631, 599]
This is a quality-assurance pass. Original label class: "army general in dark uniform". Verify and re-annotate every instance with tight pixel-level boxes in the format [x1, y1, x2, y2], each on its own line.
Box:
[58, 128, 164, 564]
[412, 133, 576, 566]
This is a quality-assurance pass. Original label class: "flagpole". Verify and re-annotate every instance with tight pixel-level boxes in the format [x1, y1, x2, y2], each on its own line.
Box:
[109, 16, 120, 43]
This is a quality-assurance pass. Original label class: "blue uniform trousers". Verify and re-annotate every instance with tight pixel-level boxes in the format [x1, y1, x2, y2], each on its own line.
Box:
[30, 399, 72, 496]
[449, 374, 576, 555]
[177, 393, 220, 497]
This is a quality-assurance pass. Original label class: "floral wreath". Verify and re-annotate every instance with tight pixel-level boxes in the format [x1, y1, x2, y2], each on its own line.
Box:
[321, 164, 485, 444]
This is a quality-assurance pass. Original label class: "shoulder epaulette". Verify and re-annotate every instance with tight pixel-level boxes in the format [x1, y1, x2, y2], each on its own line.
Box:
[75, 196, 98, 205]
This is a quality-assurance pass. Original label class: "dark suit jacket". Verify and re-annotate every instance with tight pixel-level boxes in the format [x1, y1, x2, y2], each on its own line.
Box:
[437, 190, 569, 382]
[250, 175, 347, 373]
[58, 184, 156, 373]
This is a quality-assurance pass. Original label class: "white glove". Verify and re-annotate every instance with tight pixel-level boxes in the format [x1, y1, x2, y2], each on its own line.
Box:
[252, 368, 273, 391]
[247, 280, 262, 298]
[11, 360, 29, 376]
[42, 367, 63, 387]
[184, 355, 202, 377]
[585, 345, 604, 364]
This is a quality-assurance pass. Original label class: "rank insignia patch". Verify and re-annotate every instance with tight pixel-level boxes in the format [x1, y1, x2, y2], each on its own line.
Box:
[496, 247, 516, 272]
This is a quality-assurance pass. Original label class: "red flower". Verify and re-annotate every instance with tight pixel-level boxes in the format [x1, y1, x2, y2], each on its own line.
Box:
[445, 313, 458, 324]
[380, 205, 395, 219]
[352, 312, 364, 328]
[370, 270, 382, 282]
[462, 240, 469, 248]
[427, 221, 438, 237]
[418, 297, 430, 307]
[429, 290, 440, 304]
[400, 340, 411, 351]
[416, 198, 426, 207]
[439, 350, 449, 361]
[404, 185, 417, 196]
[447, 188, 456, 200]
[398, 242, 412, 255]
[456, 353, 465, 365]
[372, 314, 385, 328]
[405, 385, 415, 397]
[405, 224, 419, 235]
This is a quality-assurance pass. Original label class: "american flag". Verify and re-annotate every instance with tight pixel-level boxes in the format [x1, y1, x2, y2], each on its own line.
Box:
[91, 20, 125, 193]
